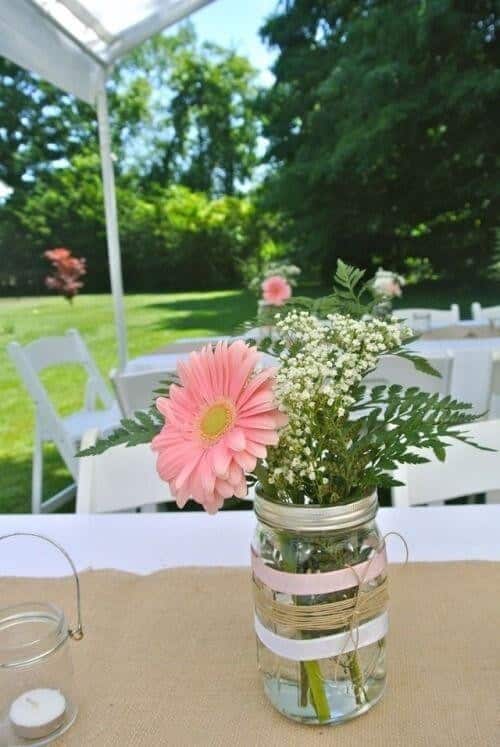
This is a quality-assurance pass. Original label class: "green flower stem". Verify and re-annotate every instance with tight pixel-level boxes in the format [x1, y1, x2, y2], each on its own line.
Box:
[347, 652, 366, 706]
[278, 531, 331, 722]
[299, 662, 308, 707]
[304, 660, 331, 722]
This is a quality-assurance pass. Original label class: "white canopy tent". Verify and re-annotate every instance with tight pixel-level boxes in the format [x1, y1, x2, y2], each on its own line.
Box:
[0, 0, 215, 368]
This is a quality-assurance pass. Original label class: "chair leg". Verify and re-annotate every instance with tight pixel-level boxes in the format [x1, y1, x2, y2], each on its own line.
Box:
[41, 484, 76, 513]
[32, 427, 43, 514]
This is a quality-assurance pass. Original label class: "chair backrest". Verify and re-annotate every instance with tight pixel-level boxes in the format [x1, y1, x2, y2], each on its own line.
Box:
[488, 353, 500, 418]
[76, 429, 174, 512]
[111, 368, 172, 417]
[471, 302, 482, 321]
[471, 302, 500, 325]
[391, 419, 500, 506]
[8, 329, 114, 411]
[77, 429, 257, 513]
[8, 330, 116, 477]
[394, 305, 460, 331]
[364, 353, 453, 396]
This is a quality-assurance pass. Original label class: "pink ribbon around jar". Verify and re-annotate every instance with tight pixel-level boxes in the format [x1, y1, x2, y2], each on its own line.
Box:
[251, 544, 387, 596]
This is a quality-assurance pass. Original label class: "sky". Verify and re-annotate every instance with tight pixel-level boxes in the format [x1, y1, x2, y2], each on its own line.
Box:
[171, 0, 279, 86]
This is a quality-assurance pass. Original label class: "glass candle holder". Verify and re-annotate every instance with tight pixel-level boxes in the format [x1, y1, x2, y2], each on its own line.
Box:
[0, 534, 83, 747]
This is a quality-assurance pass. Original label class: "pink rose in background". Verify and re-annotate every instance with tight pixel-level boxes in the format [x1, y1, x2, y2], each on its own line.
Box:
[261, 275, 292, 306]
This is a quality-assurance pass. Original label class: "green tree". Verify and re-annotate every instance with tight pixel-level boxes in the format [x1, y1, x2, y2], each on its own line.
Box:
[0, 58, 95, 191]
[129, 25, 260, 195]
[1, 151, 268, 293]
[0, 25, 264, 293]
[260, 0, 500, 277]
[0, 47, 154, 193]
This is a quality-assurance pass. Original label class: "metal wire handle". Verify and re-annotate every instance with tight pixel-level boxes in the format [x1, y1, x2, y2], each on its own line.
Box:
[0, 532, 84, 641]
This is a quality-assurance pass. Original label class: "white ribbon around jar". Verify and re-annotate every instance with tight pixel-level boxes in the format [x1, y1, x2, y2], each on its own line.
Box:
[254, 611, 388, 662]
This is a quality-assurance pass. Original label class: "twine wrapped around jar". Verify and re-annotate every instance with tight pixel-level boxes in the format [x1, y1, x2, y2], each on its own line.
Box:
[253, 574, 389, 632]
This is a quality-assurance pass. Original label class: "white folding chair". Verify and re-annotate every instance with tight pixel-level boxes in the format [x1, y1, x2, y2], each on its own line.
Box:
[391, 419, 500, 506]
[394, 305, 460, 331]
[487, 352, 500, 418]
[111, 368, 173, 417]
[364, 353, 453, 396]
[8, 329, 121, 513]
[485, 358, 500, 502]
[77, 429, 257, 513]
[76, 429, 174, 513]
[471, 302, 500, 326]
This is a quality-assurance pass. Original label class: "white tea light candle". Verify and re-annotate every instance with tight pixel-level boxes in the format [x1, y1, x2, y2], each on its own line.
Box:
[9, 689, 66, 740]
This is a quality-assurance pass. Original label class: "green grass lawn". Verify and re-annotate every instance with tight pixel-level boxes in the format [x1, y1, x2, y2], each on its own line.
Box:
[1, 279, 498, 514]
[0, 290, 255, 513]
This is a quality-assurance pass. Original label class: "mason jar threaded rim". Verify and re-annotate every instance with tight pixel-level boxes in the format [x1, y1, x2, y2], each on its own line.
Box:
[0, 602, 68, 668]
[254, 487, 378, 532]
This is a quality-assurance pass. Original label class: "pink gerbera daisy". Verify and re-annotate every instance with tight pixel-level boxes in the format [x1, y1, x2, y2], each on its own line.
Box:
[151, 341, 287, 513]
[261, 275, 292, 306]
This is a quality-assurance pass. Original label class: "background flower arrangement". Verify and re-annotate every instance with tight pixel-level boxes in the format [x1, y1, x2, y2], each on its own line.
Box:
[371, 268, 405, 300]
[370, 267, 405, 320]
[245, 260, 301, 297]
[243, 259, 301, 328]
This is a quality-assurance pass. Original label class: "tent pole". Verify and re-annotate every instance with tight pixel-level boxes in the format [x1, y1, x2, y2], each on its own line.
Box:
[96, 81, 128, 370]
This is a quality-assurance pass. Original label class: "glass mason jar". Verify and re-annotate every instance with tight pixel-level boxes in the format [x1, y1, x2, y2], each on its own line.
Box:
[0, 534, 83, 747]
[372, 299, 393, 320]
[252, 490, 388, 725]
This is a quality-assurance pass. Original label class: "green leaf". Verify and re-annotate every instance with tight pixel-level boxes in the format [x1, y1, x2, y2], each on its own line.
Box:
[399, 452, 430, 464]
[396, 351, 441, 377]
[433, 443, 447, 462]
[76, 406, 162, 457]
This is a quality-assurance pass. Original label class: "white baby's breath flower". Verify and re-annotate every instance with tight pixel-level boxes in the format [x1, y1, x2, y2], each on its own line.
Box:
[266, 308, 411, 498]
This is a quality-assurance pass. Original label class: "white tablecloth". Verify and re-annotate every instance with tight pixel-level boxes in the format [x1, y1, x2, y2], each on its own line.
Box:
[126, 350, 278, 375]
[125, 353, 183, 373]
[1, 506, 498, 577]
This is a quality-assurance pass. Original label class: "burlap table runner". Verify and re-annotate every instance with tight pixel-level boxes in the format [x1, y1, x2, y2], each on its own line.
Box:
[1, 563, 497, 746]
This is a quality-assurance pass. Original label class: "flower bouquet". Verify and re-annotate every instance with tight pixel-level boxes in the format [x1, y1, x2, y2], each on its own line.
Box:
[80, 261, 483, 725]
[371, 267, 405, 320]
[246, 261, 301, 297]
[244, 261, 301, 333]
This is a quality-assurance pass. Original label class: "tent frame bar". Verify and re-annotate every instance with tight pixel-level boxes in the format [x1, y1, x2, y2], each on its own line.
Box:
[29, 0, 107, 67]
[26, 6, 128, 367]
[96, 82, 128, 369]
[62, 0, 115, 45]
